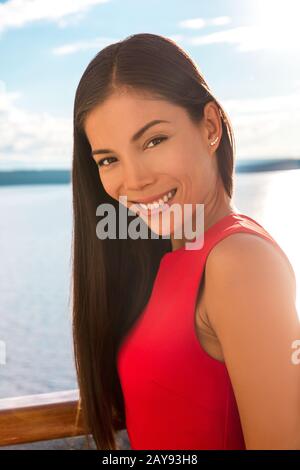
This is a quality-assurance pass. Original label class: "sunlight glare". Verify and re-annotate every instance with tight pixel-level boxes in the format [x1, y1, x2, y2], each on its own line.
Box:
[254, 0, 300, 51]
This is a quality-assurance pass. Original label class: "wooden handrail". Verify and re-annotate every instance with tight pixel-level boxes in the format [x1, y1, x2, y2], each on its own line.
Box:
[0, 389, 86, 446]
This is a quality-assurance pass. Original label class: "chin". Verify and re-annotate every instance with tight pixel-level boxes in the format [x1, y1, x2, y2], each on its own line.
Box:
[146, 215, 183, 239]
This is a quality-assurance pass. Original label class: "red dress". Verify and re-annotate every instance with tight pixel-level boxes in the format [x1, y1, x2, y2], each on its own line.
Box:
[116, 212, 294, 450]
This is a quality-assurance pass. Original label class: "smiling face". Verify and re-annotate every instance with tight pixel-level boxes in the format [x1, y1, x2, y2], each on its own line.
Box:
[84, 88, 228, 244]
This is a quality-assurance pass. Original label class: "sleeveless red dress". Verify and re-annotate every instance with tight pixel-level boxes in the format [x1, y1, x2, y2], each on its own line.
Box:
[116, 212, 294, 450]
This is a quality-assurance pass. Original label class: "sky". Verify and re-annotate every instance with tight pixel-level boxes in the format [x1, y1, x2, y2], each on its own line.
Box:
[0, 0, 300, 170]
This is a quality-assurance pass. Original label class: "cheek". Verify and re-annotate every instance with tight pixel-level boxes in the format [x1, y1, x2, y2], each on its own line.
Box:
[159, 147, 188, 178]
[170, 136, 203, 170]
[98, 173, 118, 199]
[170, 148, 204, 184]
[172, 150, 210, 202]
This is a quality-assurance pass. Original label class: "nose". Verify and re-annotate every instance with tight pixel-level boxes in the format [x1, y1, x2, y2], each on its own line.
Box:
[122, 157, 154, 193]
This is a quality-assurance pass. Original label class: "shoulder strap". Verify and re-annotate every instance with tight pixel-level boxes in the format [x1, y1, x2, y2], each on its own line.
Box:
[200, 213, 296, 283]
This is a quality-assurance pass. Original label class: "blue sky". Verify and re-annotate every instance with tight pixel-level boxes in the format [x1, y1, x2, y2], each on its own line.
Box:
[0, 0, 300, 169]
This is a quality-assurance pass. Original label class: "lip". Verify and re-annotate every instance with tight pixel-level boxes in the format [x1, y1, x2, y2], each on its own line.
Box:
[130, 187, 177, 204]
[129, 188, 178, 217]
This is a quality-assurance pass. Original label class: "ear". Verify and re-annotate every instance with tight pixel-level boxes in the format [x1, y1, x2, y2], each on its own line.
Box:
[203, 101, 222, 152]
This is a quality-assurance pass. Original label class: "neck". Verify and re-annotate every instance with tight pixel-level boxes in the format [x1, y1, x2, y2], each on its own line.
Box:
[170, 193, 237, 252]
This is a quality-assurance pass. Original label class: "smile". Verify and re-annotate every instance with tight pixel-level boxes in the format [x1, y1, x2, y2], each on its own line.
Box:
[133, 187, 177, 211]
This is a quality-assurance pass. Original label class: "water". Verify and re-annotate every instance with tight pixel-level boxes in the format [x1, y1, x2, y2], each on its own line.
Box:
[0, 184, 75, 398]
[0, 170, 300, 399]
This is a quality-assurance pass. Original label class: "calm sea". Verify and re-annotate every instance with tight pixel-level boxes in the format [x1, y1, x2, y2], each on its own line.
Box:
[0, 169, 300, 398]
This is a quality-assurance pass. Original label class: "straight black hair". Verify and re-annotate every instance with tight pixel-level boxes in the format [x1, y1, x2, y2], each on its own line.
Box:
[71, 32, 235, 449]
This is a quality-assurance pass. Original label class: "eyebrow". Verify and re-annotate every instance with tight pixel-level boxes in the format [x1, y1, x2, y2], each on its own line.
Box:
[91, 119, 171, 156]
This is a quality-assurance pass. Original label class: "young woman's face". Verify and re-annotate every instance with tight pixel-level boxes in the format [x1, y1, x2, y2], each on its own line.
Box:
[84, 89, 222, 238]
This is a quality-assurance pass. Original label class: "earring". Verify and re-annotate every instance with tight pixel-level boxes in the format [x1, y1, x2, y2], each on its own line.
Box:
[209, 136, 219, 146]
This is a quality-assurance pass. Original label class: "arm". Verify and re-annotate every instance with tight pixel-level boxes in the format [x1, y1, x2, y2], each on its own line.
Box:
[204, 232, 300, 449]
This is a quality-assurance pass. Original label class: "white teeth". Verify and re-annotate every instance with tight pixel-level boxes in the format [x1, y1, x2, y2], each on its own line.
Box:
[136, 188, 176, 210]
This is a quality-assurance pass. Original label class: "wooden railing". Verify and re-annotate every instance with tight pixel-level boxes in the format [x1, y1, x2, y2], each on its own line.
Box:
[0, 389, 86, 447]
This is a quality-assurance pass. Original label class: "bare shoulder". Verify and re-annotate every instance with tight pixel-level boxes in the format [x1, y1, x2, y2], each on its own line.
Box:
[204, 231, 297, 330]
[203, 231, 300, 448]
[206, 231, 295, 283]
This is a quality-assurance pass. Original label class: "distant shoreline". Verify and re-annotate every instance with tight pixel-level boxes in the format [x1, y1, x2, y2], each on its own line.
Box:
[0, 169, 71, 186]
[0, 158, 299, 186]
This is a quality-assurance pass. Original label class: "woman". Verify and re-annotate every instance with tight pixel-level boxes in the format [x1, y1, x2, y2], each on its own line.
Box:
[71, 33, 300, 450]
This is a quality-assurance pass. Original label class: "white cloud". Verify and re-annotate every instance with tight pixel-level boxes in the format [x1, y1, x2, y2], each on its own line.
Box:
[178, 16, 231, 30]
[177, 1, 300, 53]
[182, 24, 300, 52]
[0, 0, 110, 34]
[1, 81, 300, 170]
[179, 18, 206, 30]
[52, 36, 115, 55]
[185, 26, 251, 49]
[52, 16, 232, 56]
[210, 16, 231, 26]
[0, 81, 72, 170]
[222, 92, 300, 158]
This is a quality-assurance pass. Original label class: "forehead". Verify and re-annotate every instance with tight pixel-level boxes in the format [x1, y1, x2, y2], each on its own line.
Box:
[83, 90, 186, 140]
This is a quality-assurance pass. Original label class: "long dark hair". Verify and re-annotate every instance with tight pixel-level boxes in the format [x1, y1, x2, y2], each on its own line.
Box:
[71, 32, 236, 450]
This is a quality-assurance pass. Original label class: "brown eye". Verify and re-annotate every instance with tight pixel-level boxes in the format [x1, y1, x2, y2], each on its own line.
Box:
[97, 156, 117, 168]
[145, 136, 168, 149]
